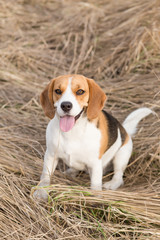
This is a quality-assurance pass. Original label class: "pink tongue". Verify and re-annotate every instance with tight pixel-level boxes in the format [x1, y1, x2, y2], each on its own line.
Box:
[60, 115, 75, 132]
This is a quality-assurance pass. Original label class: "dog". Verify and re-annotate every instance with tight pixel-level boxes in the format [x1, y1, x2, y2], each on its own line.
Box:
[33, 74, 153, 201]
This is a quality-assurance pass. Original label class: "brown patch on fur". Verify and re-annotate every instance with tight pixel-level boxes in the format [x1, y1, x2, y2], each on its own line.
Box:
[86, 78, 107, 120]
[52, 76, 69, 103]
[71, 75, 89, 108]
[102, 111, 119, 151]
[40, 79, 55, 119]
[40, 75, 69, 118]
[98, 111, 109, 159]
[97, 110, 129, 159]
[90, 117, 99, 127]
[122, 132, 130, 146]
[118, 123, 129, 146]
[40, 74, 107, 122]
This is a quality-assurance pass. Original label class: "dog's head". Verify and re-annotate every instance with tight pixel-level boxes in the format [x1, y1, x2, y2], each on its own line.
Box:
[40, 74, 106, 132]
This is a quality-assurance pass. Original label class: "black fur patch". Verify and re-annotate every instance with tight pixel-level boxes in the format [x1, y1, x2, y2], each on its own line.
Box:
[102, 110, 127, 150]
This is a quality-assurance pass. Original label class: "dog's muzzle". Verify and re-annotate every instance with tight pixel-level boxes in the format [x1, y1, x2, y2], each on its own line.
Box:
[59, 108, 84, 132]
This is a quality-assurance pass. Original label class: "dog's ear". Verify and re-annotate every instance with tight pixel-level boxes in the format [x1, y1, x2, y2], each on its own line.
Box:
[40, 79, 55, 119]
[86, 78, 107, 120]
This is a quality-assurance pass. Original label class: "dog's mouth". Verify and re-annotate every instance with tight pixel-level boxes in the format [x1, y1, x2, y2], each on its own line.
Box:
[60, 109, 84, 132]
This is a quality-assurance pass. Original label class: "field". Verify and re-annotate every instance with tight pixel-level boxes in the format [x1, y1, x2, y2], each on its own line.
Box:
[0, 0, 160, 239]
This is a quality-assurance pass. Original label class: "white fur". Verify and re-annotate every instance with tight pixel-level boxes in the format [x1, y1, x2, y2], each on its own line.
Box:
[102, 129, 122, 170]
[33, 113, 102, 200]
[103, 136, 133, 190]
[103, 107, 153, 190]
[33, 79, 153, 200]
[103, 108, 153, 190]
[123, 107, 153, 136]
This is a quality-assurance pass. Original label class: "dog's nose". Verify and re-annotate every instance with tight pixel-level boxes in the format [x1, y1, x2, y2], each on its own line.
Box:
[61, 101, 73, 112]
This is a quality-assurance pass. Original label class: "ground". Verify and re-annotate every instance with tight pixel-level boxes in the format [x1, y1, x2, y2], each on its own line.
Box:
[0, 0, 160, 239]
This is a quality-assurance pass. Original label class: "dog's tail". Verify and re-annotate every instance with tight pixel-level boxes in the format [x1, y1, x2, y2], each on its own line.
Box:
[122, 107, 154, 137]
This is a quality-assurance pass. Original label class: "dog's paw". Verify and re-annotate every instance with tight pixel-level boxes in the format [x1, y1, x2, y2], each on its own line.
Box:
[103, 179, 123, 190]
[91, 185, 102, 191]
[32, 188, 48, 202]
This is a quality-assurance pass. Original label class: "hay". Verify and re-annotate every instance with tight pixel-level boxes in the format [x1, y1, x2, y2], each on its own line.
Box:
[0, 0, 160, 239]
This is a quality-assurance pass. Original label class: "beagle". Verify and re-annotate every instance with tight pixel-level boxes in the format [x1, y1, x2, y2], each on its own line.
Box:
[33, 74, 152, 200]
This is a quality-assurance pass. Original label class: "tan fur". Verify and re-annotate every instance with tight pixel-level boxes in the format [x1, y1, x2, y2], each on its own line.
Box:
[40, 74, 110, 159]
[52, 76, 69, 103]
[97, 114, 130, 158]
[98, 112, 109, 159]
[40, 76, 69, 119]
[71, 75, 89, 108]
[122, 132, 130, 146]
[90, 117, 99, 127]
[40, 80, 55, 119]
[86, 78, 107, 120]
[41, 74, 107, 121]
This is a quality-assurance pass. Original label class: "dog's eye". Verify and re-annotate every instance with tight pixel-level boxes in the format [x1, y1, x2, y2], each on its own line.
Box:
[76, 89, 85, 95]
[55, 89, 62, 95]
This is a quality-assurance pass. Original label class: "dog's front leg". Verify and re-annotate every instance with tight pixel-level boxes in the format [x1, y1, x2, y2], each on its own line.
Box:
[32, 150, 58, 201]
[89, 160, 103, 191]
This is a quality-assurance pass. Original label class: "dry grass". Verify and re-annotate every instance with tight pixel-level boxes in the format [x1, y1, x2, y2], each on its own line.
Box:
[0, 0, 160, 239]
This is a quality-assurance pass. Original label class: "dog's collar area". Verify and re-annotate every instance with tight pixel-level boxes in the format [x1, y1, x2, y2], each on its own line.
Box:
[75, 108, 84, 121]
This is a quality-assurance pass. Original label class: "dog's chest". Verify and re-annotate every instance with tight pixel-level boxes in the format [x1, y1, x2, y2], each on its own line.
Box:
[49, 117, 101, 170]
